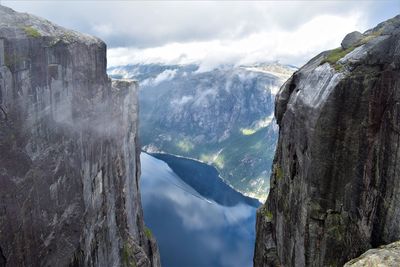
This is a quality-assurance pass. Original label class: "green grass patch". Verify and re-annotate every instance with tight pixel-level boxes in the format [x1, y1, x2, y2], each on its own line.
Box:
[322, 47, 355, 65]
[144, 226, 153, 239]
[274, 164, 284, 180]
[358, 28, 383, 46]
[4, 54, 28, 70]
[320, 47, 356, 71]
[176, 139, 194, 153]
[265, 210, 273, 221]
[22, 26, 41, 38]
[213, 154, 225, 169]
[122, 242, 137, 267]
[241, 128, 256, 135]
[320, 29, 384, 72]
[260, 206, 273, 221]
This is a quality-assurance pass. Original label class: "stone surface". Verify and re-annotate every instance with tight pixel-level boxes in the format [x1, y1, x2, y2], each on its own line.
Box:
[255, 15, 400, 267]
[344, 241, 400, 267]
[0, 5, 159, 267]
[341, 31, 363, 49]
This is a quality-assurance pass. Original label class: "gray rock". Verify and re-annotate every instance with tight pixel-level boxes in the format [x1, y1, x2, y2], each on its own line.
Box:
[341, 31, 363, 49]
[345, 241, 400, 267]
[255, 15, 400, 267]
[0, 6, 160, 267]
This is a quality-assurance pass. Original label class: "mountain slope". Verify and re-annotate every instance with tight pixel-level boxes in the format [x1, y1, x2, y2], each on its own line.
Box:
[0, 6, 159, 267]
[255, 15, 400, 266]
[109, 63, 294, 200]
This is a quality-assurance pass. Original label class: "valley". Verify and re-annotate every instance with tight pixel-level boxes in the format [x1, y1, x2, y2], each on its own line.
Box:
[109, 63, 295, 200]
[1, 3, 399, 267]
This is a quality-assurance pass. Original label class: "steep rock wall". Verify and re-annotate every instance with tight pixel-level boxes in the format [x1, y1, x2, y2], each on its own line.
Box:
[255, 15, 400, 266]
[0, 6, 159, 267]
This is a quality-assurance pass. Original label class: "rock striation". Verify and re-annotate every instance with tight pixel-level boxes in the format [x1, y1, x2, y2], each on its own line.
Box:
[0, 6, 159, 267]
[254, 15, 400, 266]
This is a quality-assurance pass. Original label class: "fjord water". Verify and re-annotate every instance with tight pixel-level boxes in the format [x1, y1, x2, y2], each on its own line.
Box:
[140, 153, 260, 267]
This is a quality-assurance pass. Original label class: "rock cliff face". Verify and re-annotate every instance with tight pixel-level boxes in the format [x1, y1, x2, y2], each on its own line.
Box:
[0, 6, 159, 267]
[255, 16, 400, 266]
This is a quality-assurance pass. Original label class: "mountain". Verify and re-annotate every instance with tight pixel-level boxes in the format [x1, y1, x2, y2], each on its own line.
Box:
[109, 63, 295, 200]
[254, 15, 400, 266]
[0, 6, 159, 267]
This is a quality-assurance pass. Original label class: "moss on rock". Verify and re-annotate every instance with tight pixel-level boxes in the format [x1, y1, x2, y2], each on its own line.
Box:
[122, 242, 137, 267]
[22, 26, 41, 38]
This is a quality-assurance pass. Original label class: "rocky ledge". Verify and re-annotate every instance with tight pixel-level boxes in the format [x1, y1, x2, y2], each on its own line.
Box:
[344, 241, 400, 267]
[254, 15, 400, 266]
[0, 5, 159, 267]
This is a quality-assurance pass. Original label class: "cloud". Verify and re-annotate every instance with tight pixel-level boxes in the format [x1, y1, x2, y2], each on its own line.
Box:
[108, 14, 363, 68]
[3, 1, 399, 67]
[171, 96, 194, 106]
[152, 69, 177, 85]
[4, 1, 398, 48]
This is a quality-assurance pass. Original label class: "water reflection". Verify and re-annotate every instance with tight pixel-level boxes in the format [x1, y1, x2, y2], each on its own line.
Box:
[140, 153, 259, 267]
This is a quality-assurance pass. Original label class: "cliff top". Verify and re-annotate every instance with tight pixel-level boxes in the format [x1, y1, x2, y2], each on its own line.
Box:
[366, 14, 400, 35]
[321, 14, 400, 71]
[0, 5, 102, 45]
[275, 14, 400, 122]
[345, 241, 400, 266]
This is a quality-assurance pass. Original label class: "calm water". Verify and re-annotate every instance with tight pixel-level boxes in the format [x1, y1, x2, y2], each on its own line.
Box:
[140, 153, 260, 267]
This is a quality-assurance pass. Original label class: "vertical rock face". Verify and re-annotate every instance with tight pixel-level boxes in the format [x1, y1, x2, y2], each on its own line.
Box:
[0, 6, 159, 267]
[255, 16, 400, 266]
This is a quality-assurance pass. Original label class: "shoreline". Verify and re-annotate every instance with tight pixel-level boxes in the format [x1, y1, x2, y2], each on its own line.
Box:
[145, 151, 262, 207]
[141, 149, 266, 201]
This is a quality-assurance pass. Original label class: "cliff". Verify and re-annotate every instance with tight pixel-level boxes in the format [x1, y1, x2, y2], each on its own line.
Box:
[254, 15, 400, 266]
[0, 6, 159, 267]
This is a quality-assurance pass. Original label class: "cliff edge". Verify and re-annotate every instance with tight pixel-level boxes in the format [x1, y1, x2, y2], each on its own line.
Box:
[344, 240, 400, 266]
[254, 15, 400, 266]
[0, 6, 159, 267]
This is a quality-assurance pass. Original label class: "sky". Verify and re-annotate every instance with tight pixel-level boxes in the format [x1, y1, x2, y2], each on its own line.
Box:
[3, 0, 400, 69]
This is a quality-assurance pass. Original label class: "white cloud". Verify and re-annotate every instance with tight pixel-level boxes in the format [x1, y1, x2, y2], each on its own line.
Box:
[4, 1, 398, 48]
[153, 69, 177, 84]
[4, 1, 399, 67]
[108, 14, 363, 69]
[171, 96, 194, 106]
